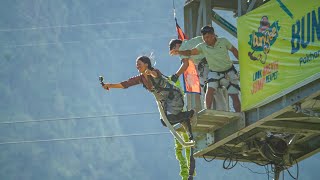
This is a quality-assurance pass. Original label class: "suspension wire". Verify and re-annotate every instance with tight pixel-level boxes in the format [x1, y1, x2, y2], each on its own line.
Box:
[202, 155, 216, 162]
[0, 18, 171, 32]
[0, 132, 170, 145]
[0, 112, 158, 125]
[286, 159, 299, 180]
[266, 164, 270, 180]
[239, 162, 270, 175]
[220, 142, 275, 177]
[172, 0, 176, 19]
[264, 164, 275, 180]
[223, 156, 238, 170]
[1, 34, 175, 48]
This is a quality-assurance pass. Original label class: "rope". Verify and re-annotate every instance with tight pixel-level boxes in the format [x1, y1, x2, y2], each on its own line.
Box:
[172, 0, 176, 19]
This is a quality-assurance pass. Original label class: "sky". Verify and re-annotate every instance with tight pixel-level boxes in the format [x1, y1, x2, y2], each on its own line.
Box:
[0, 0, 319, 180]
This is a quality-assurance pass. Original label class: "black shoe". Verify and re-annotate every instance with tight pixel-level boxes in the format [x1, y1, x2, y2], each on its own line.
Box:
[186, 109, 195, 119]
[177, 110, 194, 121]
[160, 119, 167, 127]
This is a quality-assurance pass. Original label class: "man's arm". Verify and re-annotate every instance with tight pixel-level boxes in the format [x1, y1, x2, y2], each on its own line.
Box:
[170, 48, 199, 56]
[175, 59, 189, 77]
[169, 58, 190, 83]
[229, 46, 239, 60]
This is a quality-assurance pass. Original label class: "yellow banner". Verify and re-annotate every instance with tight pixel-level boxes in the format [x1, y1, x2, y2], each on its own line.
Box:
[238, 0, 320, 111]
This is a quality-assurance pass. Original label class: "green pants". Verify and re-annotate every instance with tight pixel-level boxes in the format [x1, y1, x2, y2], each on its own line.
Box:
[175, 132, 196, 180]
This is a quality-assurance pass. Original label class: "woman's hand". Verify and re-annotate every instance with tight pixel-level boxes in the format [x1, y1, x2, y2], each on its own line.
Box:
[103, 84, 110, 90]
[144, 69, 158, 78]
[144, 69, 152, 75]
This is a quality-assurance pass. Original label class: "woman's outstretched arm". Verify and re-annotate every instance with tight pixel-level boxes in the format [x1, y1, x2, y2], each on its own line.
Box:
[103, 75, 141, 91]
[103, 83, 124, 90]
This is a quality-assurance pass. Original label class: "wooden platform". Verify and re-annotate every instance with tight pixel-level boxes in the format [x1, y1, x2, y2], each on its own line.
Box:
[194, 109, 242, 132]
[192, 78, 320, 166]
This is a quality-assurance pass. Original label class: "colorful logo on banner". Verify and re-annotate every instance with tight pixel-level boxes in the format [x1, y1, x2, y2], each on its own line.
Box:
[248, 17, 281, 64]
[249, 17, 281, 94]
[238, 0, 320, 111]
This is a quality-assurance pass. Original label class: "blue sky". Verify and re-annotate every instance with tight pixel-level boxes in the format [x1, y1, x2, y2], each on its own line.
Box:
[0, 0, 319, 179]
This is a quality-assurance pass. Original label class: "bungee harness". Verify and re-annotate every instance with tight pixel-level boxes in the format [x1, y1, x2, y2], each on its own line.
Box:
[206, 65, 241, 91]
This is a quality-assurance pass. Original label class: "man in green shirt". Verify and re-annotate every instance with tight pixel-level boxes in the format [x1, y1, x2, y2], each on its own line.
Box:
[170, 26, 241, 112]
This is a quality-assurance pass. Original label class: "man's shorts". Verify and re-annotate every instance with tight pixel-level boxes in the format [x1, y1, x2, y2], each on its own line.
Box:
[207, 69, 240, 94]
